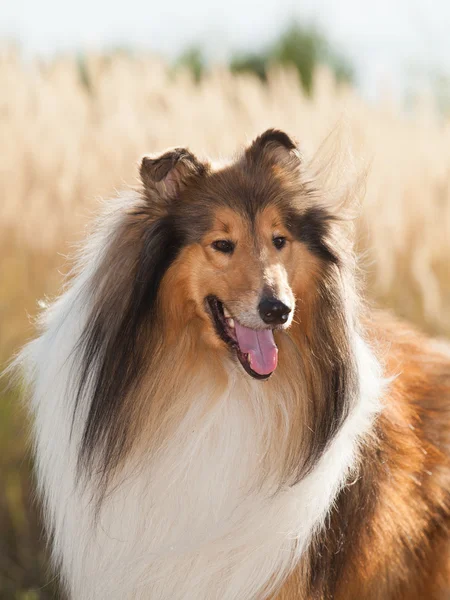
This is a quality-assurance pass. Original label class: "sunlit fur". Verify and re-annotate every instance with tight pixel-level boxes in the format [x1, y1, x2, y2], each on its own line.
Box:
[14, 130, 450, 599]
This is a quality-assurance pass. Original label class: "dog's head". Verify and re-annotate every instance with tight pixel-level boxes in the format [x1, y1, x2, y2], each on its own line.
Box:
[139, 129, 340, 380]
[77, 129, 354, 481]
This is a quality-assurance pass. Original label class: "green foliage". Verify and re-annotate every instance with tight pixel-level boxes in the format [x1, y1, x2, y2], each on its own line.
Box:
[271, 23, 323, 92]
[230, 52, 269, 82]
[171, 23, 354, 91]
[230, 22, 354, 92]
[77, 53, 91, 91]
[174, 45, 205, 83]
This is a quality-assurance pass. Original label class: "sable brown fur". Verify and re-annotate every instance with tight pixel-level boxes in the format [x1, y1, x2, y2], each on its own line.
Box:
[276, 315, 450, 599]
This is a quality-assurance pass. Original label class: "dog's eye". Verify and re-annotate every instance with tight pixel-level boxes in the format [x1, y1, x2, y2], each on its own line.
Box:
[212, 240, 235, 254]
[273, 236, 287, 250]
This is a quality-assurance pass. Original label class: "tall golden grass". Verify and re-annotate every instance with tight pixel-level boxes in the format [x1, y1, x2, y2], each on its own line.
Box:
[2, 48, 450, 357]
[0, 47, 449, 596]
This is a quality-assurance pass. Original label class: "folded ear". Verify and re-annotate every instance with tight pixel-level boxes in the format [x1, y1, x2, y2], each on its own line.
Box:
[245, 129, 302, 170]
[140, 147, 207, 205]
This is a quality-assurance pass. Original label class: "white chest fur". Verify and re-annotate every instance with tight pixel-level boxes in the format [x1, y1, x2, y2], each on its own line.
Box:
[23, 292, 382, 600]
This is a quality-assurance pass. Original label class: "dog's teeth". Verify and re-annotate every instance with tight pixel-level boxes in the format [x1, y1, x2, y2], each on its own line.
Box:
[224, 307, 231, 318]
[227, 318, 235, 328]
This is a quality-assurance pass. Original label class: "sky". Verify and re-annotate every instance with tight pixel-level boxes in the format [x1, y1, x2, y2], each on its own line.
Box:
[3, 0, 450, 99]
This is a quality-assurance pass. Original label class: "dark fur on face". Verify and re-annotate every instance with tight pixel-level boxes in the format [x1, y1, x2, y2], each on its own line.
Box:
[73, 129, 356, 488]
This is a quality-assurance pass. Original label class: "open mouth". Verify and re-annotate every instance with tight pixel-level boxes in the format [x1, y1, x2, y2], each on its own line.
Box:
[205, 296, 278, 380]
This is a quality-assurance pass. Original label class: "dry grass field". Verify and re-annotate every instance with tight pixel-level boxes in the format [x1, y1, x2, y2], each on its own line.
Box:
[1, 47, 450, 597]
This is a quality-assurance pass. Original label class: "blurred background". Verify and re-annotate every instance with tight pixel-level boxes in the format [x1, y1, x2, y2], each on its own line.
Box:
[1, 1, 450, 597]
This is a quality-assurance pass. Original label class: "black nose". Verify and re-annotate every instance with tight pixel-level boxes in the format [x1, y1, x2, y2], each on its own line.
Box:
[258, 297, 291, 325]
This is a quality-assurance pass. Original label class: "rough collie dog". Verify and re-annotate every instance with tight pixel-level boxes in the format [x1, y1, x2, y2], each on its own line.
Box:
[15, 129, 450, 599]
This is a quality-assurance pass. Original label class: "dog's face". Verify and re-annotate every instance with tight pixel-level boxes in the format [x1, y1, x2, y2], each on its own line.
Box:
[141, 129, 339, 380]
[181, 204, 318, 380]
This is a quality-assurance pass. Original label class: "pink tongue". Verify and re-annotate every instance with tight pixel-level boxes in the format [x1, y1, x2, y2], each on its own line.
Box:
[234, 322, 278, 376]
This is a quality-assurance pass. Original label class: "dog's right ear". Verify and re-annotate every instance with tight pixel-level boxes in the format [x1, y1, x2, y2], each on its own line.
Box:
[140, 148, 208, 206]
[245, 129, 302, 170]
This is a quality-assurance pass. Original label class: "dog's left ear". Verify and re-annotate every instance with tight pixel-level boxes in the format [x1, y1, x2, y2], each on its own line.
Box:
[245, 129, 302, 170]
[140, 147, 207, 206]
